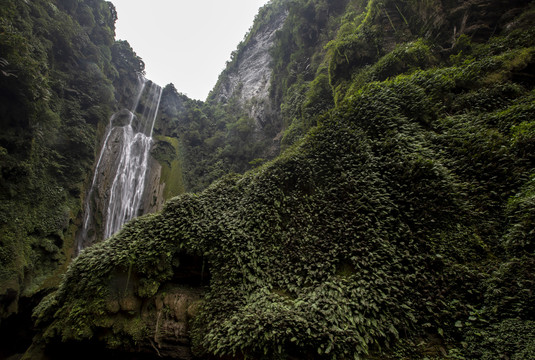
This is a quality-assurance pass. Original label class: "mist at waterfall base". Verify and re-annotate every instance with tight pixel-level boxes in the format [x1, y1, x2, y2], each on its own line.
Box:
[111, 0, 270, 100]
[77, 77, 162, 253]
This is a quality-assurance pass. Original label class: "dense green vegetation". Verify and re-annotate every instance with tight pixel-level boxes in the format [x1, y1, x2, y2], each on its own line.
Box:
[154, 84, 266, 193]
[153, 0, 355, 193]
[0, 0, 144, 320]
[1, 0, 534, 359]
[28, 0, 535, 359]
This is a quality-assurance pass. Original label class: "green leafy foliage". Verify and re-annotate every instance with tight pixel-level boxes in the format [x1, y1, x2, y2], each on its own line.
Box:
[38, 18, 535, 357]
[463, 318, 535, 360]
[0, 0, 148, 319]
[4, 0, 535, 359]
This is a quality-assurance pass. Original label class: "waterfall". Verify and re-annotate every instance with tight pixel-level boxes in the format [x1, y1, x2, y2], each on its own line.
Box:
[77, 76, 162, 253]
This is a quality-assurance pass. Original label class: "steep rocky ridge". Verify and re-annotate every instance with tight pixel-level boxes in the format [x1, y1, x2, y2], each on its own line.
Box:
[152, 0, 354, 193]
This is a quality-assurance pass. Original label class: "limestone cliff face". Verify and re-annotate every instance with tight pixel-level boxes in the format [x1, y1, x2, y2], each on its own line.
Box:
[142, 135, 186, 213]
[144, 4, 294, 195]
[210, 9, 288, 131]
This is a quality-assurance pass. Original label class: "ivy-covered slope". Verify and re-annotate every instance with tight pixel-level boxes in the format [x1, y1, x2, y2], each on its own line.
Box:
[31, 0, 535, 359]
[0, 0, 145, 328]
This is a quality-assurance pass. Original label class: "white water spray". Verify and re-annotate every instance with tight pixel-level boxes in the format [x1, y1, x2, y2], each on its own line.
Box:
[77, 76, 162, 253]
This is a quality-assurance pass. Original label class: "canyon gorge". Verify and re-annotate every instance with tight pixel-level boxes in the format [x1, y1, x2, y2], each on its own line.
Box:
[1, 0, 535, 359]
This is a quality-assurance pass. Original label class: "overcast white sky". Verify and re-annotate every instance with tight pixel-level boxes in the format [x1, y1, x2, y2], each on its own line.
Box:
[111, 0, 270, 101]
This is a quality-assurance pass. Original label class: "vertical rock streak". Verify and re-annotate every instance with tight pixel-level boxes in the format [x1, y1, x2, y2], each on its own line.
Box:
[77, 76, 162, 253]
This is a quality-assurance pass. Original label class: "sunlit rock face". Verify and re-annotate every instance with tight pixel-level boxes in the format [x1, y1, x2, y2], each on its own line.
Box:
[211, 10, 288, 129]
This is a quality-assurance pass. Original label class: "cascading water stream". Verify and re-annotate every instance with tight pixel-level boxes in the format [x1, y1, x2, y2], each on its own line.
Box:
[77, 76, 162, 253]
[104, 81, 161, 239]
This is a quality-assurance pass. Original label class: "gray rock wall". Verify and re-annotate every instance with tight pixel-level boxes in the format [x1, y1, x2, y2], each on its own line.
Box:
[212, 11, 288, 129]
